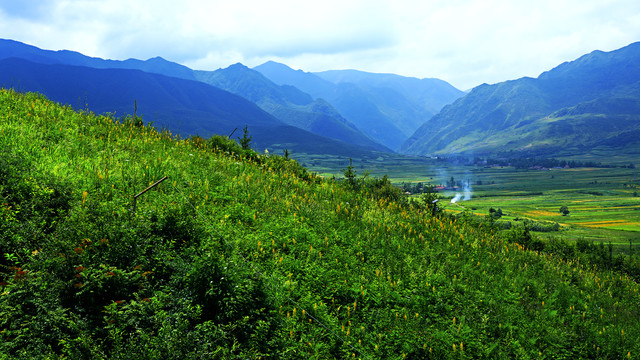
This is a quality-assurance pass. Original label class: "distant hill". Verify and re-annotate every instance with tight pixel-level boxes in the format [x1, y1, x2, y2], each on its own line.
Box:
[315, 69, 464, 122]
[255, 61, 463, 150]
[401, 42, 640, 158]
[194, 63, 390, 152]
[0, 38, 196, 80]
[0, 57, 383, 157]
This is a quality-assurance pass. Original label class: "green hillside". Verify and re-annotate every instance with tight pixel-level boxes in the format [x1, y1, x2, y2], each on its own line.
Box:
[401, 42, 640, 158]
[1, 89, 640, 359]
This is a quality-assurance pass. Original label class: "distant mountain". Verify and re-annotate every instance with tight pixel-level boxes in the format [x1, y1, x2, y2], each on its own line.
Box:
[401, 42, 640, 158]
[0, 38, 392, 153]
[0, 38, 196, 80]
[315, 69, 464, 121]
[194, 63, 390, 152]
[254, 61, 464, 150]
[254, 62, 394, 140]
[0, 57, 383, 157]
[0, 57, 278, 131]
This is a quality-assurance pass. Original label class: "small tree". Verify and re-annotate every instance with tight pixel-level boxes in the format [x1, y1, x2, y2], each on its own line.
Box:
[419, 184, 441, 216]
[343, 158, 357, 188]
[559, 205, 570, 216]
[447, 176, 456, 188]
[238, 125, 252, 150]
[489, 207, 502, 219]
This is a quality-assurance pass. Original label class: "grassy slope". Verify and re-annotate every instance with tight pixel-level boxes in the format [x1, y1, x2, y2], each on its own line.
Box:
[1, 89, 640, 359]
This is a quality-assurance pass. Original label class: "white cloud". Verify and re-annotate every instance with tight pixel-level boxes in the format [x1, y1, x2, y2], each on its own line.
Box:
[1, 0, 639, 89]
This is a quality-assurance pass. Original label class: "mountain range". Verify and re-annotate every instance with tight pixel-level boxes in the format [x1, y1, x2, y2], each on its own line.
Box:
[401, 42, 640, 158]
[1, 56, 397, 158]
[193, 63, 390, 152]
[254, 61, 464, 150]
[2, 37, 640, 161]
[0, 38, 464, 155]
[0, 39, 390, 156]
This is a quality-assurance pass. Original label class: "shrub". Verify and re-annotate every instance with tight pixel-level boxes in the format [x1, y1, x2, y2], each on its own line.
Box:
[503, 224, 545, 251]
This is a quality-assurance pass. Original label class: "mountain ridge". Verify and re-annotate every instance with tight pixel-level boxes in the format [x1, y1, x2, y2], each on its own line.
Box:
[0, 57, 387, 157]
[0, 38, 197, 80]
[0, 39, 401, 152]
[401, 41, 640, 158]
[254, 61, 464, 150]
[194, 63, 391, 152]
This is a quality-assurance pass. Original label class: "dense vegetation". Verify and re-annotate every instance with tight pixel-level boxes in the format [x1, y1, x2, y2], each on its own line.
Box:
[1, 89, 640, 359]
[478, 157, 613, 170]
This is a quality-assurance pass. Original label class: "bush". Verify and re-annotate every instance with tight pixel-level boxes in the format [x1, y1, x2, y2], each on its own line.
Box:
[365, 175, 407, 203]
[522, 219, 561, 232]
[204, 134, 260, 162]
[545, 237, 575, 259]
[503, 225, 545, 251]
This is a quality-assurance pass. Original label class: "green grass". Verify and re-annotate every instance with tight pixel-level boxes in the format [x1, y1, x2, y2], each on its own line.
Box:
[2, 89, 640, 359]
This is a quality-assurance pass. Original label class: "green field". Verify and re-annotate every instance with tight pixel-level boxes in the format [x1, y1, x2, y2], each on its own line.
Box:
[296, 153, 640, 250]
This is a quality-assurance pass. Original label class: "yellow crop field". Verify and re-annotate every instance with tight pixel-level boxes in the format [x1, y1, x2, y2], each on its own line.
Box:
[524, 210, 559, 217]
[576, 220, 640, 229]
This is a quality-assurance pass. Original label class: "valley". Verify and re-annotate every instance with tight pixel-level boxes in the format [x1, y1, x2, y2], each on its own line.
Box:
[295, 153, 640, 251]
[2, 37, 640, 358]
[2, 83, 640, 358]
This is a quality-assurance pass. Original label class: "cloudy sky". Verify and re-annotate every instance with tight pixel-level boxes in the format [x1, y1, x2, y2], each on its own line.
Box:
[1, 0, 639, 89]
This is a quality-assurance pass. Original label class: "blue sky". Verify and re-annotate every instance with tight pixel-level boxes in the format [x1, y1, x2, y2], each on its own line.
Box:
[1, 0, 639, 90]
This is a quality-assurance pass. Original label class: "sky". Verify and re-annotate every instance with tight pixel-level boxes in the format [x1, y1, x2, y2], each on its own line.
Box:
[1, 0, 639, 90]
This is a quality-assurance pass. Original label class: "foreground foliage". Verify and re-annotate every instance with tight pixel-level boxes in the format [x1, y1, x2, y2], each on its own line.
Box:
[1, 89, 639, 359]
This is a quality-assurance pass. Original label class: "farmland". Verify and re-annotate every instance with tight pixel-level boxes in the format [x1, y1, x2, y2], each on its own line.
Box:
[296, 153, 640, 251]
